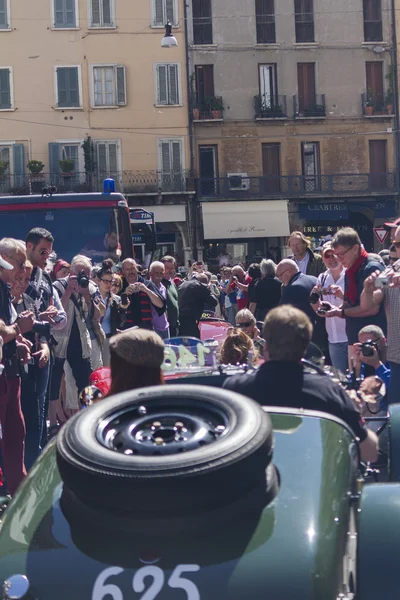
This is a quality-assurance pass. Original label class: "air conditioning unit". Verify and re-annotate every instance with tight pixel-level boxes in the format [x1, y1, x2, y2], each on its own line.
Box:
[228, 173, 250, 191]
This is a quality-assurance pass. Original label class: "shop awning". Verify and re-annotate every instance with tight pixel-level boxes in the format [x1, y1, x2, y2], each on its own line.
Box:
[133, 205, 186, 223]
[202, 200, 290, 239]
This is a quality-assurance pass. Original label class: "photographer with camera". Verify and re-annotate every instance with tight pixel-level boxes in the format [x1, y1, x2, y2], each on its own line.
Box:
[360, 224, 400, 404]
[353, 325, 390, 402]
[310, 242, 348, 373]
[50, 255, 102, 426]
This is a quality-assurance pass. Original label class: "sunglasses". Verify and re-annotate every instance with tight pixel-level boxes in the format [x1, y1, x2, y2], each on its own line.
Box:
[323, 252, 335, 259]
[236, 322, 253, 328]
[39, 249, 51, 257]
[393, 242, 400, 248]
[101, 278, 112, 284]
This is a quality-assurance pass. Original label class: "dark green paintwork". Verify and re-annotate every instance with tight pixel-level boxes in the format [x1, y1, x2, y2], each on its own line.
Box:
[0, 413, 357, 599]
[389, 404, 400, 481]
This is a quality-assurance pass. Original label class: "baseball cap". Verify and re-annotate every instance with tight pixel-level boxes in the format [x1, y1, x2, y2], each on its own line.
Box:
[0, 254, 13, 270]
[384, 217, 400, 229]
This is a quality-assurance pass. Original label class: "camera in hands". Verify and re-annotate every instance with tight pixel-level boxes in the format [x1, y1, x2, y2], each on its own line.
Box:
[77, 270, 90, 289]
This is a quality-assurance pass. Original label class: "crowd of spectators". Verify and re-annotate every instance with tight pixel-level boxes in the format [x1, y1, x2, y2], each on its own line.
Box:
[1, 220, 400, 493]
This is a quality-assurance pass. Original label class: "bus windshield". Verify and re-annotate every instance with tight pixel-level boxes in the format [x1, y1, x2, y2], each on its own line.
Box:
[0, 207, 122, 263]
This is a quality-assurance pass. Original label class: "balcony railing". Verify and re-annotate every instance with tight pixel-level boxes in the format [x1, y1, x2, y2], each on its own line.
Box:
[361, 92, 392, 115]
[294, 94, 326, 117]
[0, 171, 191, 196]
[193, 96, 224, 121]
[254, 94, 287, 118]
[197, 172, 398, 200]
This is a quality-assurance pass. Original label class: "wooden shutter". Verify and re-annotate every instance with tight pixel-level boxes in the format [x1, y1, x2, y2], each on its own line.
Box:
[363, 0, 382, 42]
[157, 65, 168, 104]
[48, 143, 61, 175]
[91, 0, 101, 25]
[0, 69, 10, 109]
[97, 143, 108, 174]
[297, 63, 315, 111]
[154, 0, 164, 25]
[171, 140, 181, 172]
[166, 0, 175, 24]
[193, 0, 212, 44]
[12, 144, 25, 187]
[54, 0, 65, 26]
[116, 66, 127, 105]
[0, 0, 8, 28]
[102, 0, 112, 25]
[366, 61, 384, 106]
[108, 143, 118, 174]
[262, 143, 280, 192]
[65, 0, 75, 27]
[168, 64, 179, 105]
[195, 65, 214, 104]
[369, 139, 387, 189]
[57, 67, 79, 107]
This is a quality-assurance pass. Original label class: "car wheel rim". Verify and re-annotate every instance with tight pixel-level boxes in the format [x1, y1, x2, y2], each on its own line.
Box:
[96, 399, 230, 456]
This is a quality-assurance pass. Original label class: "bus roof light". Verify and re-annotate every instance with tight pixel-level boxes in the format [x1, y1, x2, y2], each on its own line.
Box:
[103, 178, 115, 194]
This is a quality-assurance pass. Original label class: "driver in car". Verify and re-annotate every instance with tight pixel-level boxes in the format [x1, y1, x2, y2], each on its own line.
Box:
[223, 305, 378, 464]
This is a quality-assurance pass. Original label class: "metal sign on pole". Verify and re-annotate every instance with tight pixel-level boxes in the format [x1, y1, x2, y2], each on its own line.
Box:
[373, 227, 389, 244]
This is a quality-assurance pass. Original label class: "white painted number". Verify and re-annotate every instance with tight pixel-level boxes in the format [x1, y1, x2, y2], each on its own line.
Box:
[178, 345, 198, 368]
[168, 564, 200, 599]
[132, 566, 164, 600]
[196, 343, 210, 367]
[92, 566, 124, 600]
[162, 347, 177, 371]
[92, 564, 200, 600]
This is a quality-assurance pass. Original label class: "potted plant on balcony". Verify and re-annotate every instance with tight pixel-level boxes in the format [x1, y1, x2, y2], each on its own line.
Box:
[385, 66, 394, 114]
[27, 160, 45, 178]
[365, 87, 375, 116]
[206, 97, 224, 119]
[59, 158, 75, 176]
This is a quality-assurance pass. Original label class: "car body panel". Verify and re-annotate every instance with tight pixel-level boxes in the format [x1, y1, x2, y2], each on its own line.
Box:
[0, 410, 358, 599]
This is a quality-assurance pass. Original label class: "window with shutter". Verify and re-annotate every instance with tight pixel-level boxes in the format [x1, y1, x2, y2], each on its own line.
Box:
[92, 65, 127, 107]
[0, 147, 10, 170]
[91, 0, 114, 27]
[156, 64, 180, 105]
[54, 0, 76, 28]
[96, 141, 119, 177]
[152, 0, 177, 26]
[158, 139, 183, 191]
[0, 68, 11, 109]
[56, 67, 80, 108]
[12, 144, 25, 187]
[193, 0, 212, 44]
[0, 0, 9, 29]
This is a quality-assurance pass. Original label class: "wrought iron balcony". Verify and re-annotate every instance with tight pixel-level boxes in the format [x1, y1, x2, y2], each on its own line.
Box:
[254, 94, 287, 119]
[0, 171, 191, 196]
[293, 94, 326, 118]
[197, 172, 398, 200]
[192, 96, 224, 121]
[361, 92, 392, 116]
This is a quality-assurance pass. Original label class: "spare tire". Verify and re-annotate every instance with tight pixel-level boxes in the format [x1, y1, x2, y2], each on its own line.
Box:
[57, 384, 274, 513]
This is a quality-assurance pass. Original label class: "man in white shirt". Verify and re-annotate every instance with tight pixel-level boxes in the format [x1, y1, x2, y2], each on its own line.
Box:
[310, 242, 348, 373]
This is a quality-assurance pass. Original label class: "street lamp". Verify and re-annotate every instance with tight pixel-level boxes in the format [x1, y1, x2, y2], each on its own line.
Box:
[161, 22, 178, 47]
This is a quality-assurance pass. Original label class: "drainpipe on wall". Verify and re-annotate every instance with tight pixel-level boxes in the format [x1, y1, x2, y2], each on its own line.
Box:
[183, 0, 197, 261]
[391, 0, 400, 205]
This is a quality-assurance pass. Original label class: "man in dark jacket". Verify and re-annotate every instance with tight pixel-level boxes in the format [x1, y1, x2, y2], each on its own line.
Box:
[276, 260, 317, 324]
[223, 305, 378, 464]
[178, 274, 218, 338]
[288, 231, 326, 277]
[121, 259, 166, 330]
[161, 255, 180, 337]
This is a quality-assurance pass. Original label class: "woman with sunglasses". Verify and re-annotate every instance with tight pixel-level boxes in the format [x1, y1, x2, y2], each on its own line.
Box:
[310, 242, 348, 373]
[235, 308, 265, 356]
[98, 259, 127, 366]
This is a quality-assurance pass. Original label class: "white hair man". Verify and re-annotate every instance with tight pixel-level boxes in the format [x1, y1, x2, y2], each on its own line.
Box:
[276, 259, 318, 324]
[121, 258, 166, 330]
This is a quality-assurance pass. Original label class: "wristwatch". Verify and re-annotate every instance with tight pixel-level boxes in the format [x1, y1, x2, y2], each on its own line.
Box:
[341, 308, 346, 319]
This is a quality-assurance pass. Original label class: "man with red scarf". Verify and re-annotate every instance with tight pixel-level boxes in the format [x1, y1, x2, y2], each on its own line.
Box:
[322, 228, 386, 369]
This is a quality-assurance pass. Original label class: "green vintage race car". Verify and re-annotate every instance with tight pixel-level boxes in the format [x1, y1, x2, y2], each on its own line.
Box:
[0, 382, 399, 600]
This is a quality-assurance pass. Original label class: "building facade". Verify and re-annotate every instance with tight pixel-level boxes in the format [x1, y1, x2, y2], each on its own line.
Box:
[0, 0, 193, 264]
[188, 0, 398, 268]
